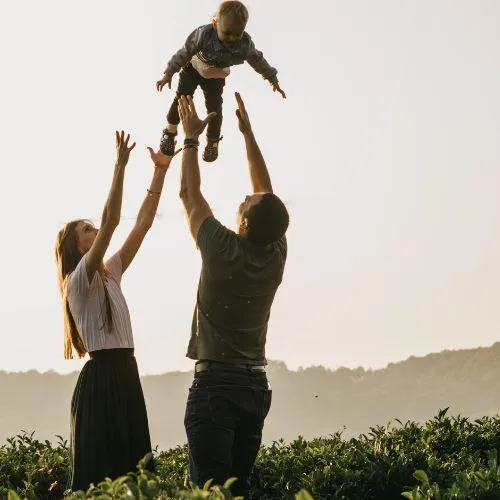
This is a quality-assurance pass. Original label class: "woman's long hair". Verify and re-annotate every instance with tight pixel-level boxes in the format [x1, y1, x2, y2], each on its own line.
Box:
[55, 220, 113, 359]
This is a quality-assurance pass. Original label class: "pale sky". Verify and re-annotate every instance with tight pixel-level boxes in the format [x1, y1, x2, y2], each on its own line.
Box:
[1, 0, 500, 375]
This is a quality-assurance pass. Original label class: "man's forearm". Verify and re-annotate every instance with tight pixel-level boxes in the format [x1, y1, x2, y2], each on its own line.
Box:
[244, 132, 273, 193]
[179, 147, 202, 203]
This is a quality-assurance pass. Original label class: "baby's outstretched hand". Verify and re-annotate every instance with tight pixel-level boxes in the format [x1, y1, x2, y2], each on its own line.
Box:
[272, 83, 286, 99]
[156, 76, 171, 92]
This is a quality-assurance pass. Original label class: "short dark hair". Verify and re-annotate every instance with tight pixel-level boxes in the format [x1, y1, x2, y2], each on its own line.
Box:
[246, 193, 289, 246]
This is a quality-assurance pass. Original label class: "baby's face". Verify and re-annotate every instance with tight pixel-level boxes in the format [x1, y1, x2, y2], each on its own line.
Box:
[213, 15, 245, 46]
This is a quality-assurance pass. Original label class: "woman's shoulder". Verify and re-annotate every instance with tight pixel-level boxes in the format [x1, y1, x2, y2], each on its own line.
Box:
[104, 252, 123, 284]
[67, 255, 101, 298]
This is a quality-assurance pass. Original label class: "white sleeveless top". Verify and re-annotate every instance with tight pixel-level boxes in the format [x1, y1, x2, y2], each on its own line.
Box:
[67, 252, 134, 352]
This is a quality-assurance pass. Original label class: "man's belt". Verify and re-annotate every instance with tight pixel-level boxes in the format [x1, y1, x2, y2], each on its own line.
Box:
[195, 360, 266, 373]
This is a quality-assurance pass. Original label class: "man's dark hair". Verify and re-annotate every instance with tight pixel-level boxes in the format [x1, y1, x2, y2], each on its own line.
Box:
[246, 193, 289, 246]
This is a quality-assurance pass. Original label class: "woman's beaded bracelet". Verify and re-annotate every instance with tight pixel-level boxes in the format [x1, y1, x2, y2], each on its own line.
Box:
[147, 189, 161, 197]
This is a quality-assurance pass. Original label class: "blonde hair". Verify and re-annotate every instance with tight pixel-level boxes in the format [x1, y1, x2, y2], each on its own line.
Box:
[216, 1, 249, 27]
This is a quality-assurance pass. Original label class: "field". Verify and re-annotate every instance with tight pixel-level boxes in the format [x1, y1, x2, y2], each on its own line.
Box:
[2, 409, 500, 499]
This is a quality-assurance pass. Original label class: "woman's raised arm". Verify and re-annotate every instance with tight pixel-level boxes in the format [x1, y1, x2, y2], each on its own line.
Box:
[85, 131, 135, 281]
[117, 146, 180, 273]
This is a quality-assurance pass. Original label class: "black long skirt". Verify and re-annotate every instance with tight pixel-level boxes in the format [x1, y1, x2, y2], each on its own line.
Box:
[69, 348, 153, 492]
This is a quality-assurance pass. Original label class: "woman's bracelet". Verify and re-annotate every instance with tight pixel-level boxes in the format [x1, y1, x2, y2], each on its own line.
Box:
[147, 189, 161, 197]
[183, 138, 200, 146]
[183, 144, 198, 151]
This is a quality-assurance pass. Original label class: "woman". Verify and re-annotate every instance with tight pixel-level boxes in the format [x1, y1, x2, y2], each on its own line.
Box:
[55, 131, 177, 491]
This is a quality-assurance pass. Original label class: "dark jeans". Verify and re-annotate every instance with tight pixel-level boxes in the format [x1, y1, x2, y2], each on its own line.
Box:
[184, 368, 272, 498]
[167, 63, 225, 140]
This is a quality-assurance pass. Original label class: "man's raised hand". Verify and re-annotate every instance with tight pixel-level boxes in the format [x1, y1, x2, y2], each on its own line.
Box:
[115, 131, 136, 167]
[235, 92, 253, 136]
[178, 95, 216, 139]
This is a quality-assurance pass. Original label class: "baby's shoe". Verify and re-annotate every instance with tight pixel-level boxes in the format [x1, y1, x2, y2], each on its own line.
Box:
[203, 137, 223, 163]
[160, 129, 177, 156]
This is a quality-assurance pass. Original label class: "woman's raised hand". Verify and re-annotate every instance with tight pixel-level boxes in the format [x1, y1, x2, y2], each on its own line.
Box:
[115, 131, 136, 167]
[147, 146, 182, 171]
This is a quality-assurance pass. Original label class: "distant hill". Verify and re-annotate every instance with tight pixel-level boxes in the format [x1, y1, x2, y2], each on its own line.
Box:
[1, 343, 499, 450]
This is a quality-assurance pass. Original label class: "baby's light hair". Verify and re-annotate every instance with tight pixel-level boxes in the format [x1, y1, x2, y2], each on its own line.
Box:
[215, 1, 249, 27]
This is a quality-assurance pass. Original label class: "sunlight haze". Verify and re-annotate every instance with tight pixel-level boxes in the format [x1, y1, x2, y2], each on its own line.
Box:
[1, 0, 499, 375]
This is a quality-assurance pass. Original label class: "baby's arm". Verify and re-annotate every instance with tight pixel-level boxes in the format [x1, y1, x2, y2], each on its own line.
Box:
[157, 28, 200, 91]
[246, 39, 286, 98]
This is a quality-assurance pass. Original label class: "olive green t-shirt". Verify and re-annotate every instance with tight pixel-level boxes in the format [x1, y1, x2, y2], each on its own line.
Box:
[186, 216, 287, 365]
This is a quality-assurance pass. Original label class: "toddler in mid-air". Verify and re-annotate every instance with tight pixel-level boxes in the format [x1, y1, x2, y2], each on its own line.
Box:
[156, 0, 285, 162]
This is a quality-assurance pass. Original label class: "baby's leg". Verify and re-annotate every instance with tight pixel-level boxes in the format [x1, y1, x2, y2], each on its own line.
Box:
[161, 63, 200, 155]
[199, 77, 225, 162]
[199, 77, 225, 141]
[166, 63, 201, 129]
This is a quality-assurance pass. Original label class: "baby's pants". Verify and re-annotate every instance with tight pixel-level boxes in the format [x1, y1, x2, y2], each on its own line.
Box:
[167, 62, 225, 140]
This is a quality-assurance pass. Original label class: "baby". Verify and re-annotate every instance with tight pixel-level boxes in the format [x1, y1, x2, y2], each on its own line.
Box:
[156, 1, 285, 162]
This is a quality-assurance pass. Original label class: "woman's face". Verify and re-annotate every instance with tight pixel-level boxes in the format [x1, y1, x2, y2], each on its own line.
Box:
[75, 221, 98, 254]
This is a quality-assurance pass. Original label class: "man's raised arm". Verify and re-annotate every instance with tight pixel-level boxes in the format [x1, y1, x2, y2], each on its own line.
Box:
[178, 95, 216, 241]
[235, 92, 273, 194]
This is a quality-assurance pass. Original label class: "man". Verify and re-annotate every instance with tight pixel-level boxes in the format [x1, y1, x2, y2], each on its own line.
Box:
[177, 92, 288, 497]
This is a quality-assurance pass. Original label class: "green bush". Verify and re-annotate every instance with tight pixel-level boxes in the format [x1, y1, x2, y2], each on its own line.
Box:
[2, 410, 500, 499]
[0, 431, 69, 499]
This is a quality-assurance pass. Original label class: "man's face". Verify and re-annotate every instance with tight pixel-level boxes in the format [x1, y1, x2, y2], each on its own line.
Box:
[213, 15, 245, 46]
[237, 193, 264, 226]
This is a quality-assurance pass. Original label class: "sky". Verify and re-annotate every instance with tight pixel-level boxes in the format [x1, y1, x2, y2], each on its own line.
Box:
[1, 0, 500, 375]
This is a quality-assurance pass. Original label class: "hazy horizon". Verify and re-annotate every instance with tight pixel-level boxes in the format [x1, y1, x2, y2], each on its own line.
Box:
[2, 343, 500, 449]
[1, 341, 498, 376]
[1, 0, 500, 376]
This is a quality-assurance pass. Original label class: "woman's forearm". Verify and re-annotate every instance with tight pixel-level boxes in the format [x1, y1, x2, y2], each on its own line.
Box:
[135, 168, 167, 230]
[85, 131, 134, 279]
[101, 162, 126, 228]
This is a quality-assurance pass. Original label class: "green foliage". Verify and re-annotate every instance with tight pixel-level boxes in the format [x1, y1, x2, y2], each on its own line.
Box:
[3, 411, 500, 499]
[402, 450, 500, 499]
[0, 431, 69, 499]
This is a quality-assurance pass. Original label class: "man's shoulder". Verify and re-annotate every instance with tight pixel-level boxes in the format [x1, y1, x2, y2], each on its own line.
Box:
[260, 235, 287, 268]
[275, 234, 287, 254]
[197, 216, 239, 257]
[199, 215, 235, 236]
